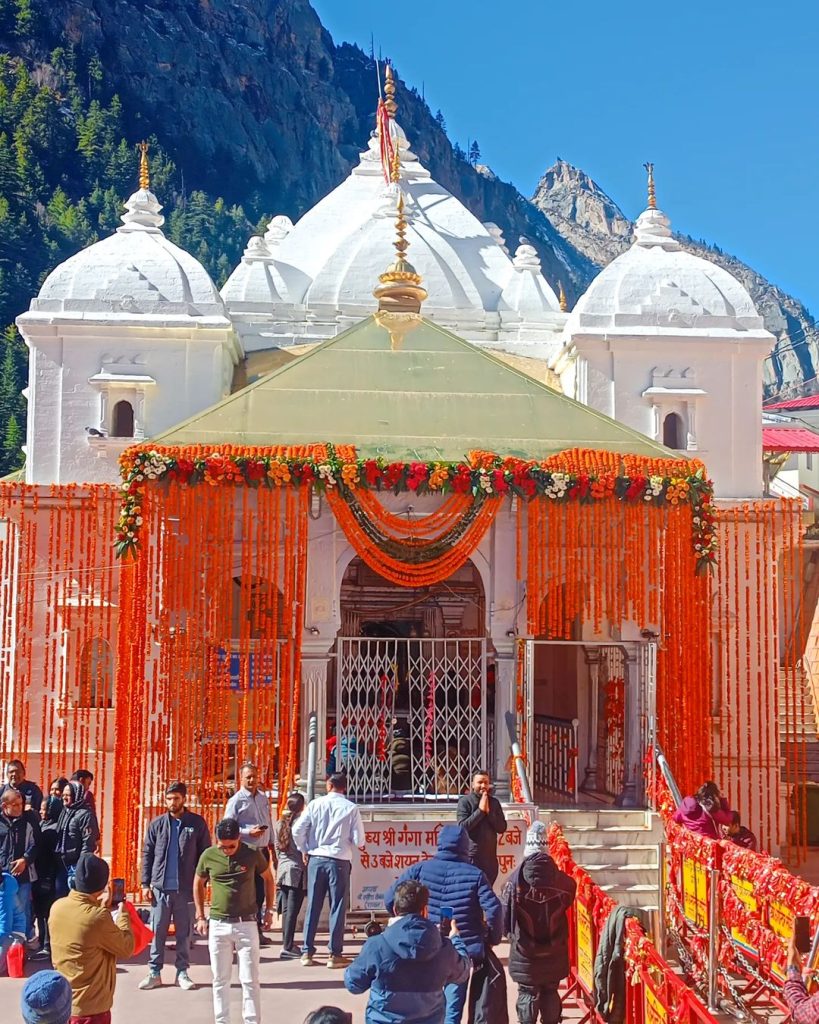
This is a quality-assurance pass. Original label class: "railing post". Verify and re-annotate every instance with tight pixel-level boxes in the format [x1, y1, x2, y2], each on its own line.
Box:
[707, 866, 719, 1012]
[656, 840, 666, 955]
[306, 710, 317, 803]
[582, 648, 600, 792]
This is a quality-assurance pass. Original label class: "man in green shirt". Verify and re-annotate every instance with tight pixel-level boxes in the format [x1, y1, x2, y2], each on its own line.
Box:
[194, 818, 276, 1024]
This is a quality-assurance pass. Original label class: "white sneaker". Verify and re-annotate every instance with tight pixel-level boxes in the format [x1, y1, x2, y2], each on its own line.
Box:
[138, 972, 162, 990]
[176, 971, 196, 991]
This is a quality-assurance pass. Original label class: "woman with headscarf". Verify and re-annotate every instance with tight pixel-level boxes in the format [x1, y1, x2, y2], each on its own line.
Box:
[55, 781, 99, 896]
[274, 791, 307, 959]
[672, 780, 734, 840]
[33, 777, 68, 955]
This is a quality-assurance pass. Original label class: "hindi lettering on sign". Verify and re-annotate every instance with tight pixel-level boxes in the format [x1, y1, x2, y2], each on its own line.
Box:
[681, 857, 708, 929]
[644, 983, 668, 1024]
[350, 816, 529, 911]
[575, 897, 594, 994]
[729, 875, 758, 958]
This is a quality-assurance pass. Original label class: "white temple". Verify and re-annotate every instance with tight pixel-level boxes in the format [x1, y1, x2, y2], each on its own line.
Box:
[16, 113, 772, 500]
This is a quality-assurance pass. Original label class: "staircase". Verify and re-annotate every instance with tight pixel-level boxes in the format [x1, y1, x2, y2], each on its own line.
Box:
[540, 806, 663, 909]
[779, 664, 819, 782]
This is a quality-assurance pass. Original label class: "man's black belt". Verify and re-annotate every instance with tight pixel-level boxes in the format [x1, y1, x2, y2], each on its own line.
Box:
[210, 914, 257, 923]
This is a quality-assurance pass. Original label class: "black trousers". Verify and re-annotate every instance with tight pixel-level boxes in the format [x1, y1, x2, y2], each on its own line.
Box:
[516, 986, 562, 1024]
[279, 884, 305, 951]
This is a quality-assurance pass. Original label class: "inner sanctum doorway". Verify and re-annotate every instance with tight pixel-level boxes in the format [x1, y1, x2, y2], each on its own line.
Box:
[329, 556, 494, 802]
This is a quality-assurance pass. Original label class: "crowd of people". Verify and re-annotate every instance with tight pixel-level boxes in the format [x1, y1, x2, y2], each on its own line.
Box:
[4, 760, 583, 1024]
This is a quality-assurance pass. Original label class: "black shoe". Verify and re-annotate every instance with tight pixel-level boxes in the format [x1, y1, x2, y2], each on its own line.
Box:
[258, 933, 274, 947]
[279, 947, 300, 960]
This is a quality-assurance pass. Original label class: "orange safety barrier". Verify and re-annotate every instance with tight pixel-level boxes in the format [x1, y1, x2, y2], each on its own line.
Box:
[651, 765, 812, 1015]
[546, 822, 718, 1024]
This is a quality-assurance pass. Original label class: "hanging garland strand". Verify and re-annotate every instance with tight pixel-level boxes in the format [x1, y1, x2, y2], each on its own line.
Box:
[116, 444, 718, 572]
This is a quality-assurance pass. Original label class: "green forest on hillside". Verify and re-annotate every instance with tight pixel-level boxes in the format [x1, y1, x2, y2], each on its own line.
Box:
[0, 8, 267, 476]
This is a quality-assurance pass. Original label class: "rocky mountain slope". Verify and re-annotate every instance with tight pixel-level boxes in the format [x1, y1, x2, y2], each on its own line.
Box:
[0, 0, 813, 468]
[532, 162, 819, 395]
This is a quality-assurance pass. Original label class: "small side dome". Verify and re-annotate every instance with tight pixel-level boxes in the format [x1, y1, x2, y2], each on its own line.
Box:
[567, 204, 764, 333]
[31, 186, 227, 320]
[220, 229, 308, 306]
[499, 239, 561, 320]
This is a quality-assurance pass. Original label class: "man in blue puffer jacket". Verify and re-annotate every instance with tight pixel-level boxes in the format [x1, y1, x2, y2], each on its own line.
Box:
[345, 880, 470, 1024]
[385, 824, 502, 1024]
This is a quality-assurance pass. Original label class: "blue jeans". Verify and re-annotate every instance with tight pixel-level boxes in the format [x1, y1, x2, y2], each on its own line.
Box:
[444, 977, 469, 1024]
[301, 856, 350, 957]
[15, 880, 33, 941]
[55, 864, 76, 899]
[149, 889, 193, 972]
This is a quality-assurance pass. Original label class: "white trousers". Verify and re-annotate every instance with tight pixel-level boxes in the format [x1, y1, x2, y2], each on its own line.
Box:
[207, 919, 261, 1024]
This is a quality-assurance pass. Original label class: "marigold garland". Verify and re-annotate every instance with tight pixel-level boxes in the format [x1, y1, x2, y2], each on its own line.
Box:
[116, 444, 718, 572]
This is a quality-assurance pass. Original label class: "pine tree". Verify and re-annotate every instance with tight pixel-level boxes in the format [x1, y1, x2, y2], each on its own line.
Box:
[2, 411, 22, 471]
[469, 140, 481, 166]
[434, 109, 446, 133]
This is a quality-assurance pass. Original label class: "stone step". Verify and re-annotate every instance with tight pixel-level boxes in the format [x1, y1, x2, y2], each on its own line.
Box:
[571, 843, 659, 867]
[539, 808, 654, 830]
[596, 882, 660, 910]
[583, 863, 658, 886]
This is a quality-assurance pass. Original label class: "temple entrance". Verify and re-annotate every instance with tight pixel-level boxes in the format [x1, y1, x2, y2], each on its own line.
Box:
[521, 638, 656, 808]
[331, 557, 492, 802]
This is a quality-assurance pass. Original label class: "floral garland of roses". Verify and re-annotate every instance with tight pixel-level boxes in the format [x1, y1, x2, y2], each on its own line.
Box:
[116, 443, 718, 570]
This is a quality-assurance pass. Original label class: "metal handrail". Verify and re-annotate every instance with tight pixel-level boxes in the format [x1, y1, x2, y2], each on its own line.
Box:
[655, 743, 682, 808]
[505, 711, 534, 804]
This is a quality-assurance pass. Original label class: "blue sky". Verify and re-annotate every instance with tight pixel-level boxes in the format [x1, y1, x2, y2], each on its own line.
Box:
[313, 0, 819, 315]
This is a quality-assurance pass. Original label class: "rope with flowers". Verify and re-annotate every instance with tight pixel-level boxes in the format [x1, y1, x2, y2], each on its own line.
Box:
[115, 444, 718, 572]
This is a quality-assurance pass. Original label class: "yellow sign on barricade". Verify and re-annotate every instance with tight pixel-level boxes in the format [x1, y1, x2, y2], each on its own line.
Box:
[644, 981, 668, 1024]
[729, 875, 758, 957]
[768, 899, 794, 982]
[576, 896, 594, 994]
[682, 856, 709, 929]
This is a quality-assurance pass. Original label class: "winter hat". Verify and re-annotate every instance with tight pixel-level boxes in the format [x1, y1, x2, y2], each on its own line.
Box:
[73, 853, 110, 894]
[20, 970, 73, 1024]
[525, 821, 548, 853]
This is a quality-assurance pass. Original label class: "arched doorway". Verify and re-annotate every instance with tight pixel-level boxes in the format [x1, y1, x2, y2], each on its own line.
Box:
[331, 557, 491, 801]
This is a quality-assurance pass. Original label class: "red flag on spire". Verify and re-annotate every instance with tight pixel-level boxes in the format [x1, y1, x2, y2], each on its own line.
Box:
[377, 97, 396, 184]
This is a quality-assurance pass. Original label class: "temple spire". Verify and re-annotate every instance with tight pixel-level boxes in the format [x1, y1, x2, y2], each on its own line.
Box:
[373, 192, 427, 347]
[139, 141, 151, 191]
[643, 161, 656, 210]
[558, 281, 568, 312]
[384, 64, 397, 118]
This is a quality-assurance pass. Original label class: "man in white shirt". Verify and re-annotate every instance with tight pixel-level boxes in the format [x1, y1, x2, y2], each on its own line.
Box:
[292, 772, 364, 969]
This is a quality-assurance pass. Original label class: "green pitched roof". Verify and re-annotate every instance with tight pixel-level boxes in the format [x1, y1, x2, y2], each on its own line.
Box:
[153, 316, 675, 461]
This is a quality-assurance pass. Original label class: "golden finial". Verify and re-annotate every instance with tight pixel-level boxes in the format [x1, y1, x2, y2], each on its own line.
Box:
[390, 146, 401, 185]
[558, 281, 568, 312]
[138, 141, 150, 191]
[373, 192, 427, 342]
[384, 64, 397, 118]
[643, 161, 656, 210]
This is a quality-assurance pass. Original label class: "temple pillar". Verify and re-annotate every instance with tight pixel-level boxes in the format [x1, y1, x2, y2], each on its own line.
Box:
[581, 648, 601, 792]
[299, 639, 332, 782]
[617, 647, 641, 807]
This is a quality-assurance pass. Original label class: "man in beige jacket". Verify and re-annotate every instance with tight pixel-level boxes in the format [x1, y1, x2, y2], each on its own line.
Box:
[50, 852, 134, 1024]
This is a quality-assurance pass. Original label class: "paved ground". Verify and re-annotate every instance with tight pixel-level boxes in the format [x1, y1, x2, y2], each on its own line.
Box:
[5, 931, 585, 1023]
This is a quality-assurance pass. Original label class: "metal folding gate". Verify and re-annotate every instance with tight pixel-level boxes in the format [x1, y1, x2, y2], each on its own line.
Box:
[335, 637, 487, 802]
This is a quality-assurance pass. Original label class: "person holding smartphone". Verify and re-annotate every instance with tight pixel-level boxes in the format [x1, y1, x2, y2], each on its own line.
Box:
[785, 924, 819, 1023]
[49, 853, 135, 1024]
[225, 762, 273, 946]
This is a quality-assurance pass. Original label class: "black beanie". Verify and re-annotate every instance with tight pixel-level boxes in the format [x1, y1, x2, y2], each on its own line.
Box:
[74, 853, 110, 894]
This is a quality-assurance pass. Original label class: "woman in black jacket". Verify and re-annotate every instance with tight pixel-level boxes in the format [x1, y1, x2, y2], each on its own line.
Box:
[55, 780, 99, 895]
[33, 778, 67, 954]
[274, 792, 306, 959]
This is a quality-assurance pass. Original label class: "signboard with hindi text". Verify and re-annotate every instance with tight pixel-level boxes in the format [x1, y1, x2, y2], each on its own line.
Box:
[575, 895, 595, 994]
[681, 856, 709, 929]
[729, 875, 758, 958]
[351, 814, 530, 911]
[768, 899, 794, 981]
[644, 981, 668, 1024]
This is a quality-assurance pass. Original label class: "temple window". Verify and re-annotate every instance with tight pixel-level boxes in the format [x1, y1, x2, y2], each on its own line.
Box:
[662, 412, 684, 450]
[111, 400, 135, 438]
[79, 637, 114, 708]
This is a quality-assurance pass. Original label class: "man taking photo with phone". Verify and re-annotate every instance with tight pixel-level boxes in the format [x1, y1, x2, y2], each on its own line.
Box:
[785, 921, 819, 1023]
[139, 780, 211, 992]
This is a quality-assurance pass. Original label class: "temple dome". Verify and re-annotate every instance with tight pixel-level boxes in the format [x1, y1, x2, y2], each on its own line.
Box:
[500, 240, 560, 319]
[220, 219, 309, 307]
[566, 206, 764, 334]
[30, 188, 228, 322]
[269, 124, 560, 322]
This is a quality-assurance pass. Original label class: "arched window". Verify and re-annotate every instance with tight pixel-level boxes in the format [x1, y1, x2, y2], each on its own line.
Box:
[79, 638, 114, 708]
[111, 400, 134, 438]
[662, 412, 684, 450]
